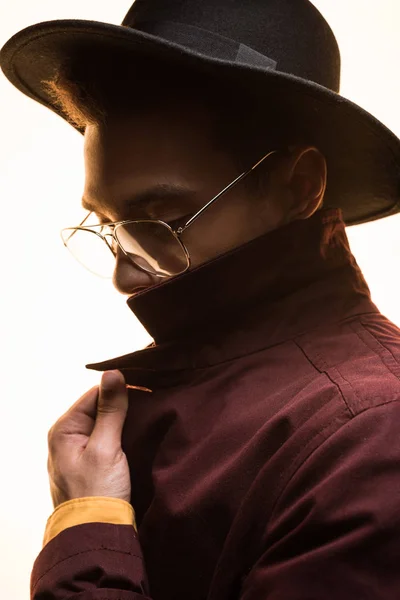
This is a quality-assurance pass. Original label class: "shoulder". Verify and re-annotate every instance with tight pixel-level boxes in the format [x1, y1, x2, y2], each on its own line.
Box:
[295, 311, 400, 416]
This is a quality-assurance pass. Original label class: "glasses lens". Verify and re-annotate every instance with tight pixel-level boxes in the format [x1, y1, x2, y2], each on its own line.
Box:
[61, 227, 115, 278]
[115, 221, 189, 277]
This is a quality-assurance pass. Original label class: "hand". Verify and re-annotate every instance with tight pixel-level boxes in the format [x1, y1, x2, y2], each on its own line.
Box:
[47, 370, 131, 508]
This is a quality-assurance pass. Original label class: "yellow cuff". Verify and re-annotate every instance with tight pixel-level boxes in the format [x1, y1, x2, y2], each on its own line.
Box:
[43, 496, 137, 547]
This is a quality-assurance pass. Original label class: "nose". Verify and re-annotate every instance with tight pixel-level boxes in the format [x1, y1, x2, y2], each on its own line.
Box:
[112, 245, 161, 296]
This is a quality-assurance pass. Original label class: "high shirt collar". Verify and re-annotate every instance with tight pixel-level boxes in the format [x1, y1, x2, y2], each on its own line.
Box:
[126, 208, 370, 343]
[87, 208, 377, 380]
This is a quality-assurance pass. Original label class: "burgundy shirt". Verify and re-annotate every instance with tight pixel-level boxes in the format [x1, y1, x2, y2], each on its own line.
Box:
[31, 209, 400, 599]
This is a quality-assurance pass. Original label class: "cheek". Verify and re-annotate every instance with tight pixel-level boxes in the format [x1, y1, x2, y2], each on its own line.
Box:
[179, 191, 288, 269]
[179, 200, 254, 267]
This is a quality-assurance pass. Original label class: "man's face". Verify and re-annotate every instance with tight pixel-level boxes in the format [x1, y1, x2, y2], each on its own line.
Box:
[83, 100, 290, 296]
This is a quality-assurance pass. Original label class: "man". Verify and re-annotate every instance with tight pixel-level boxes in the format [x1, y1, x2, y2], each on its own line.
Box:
[2, 1, 400, 599]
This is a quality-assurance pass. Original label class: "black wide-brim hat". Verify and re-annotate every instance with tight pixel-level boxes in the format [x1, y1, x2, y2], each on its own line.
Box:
[1, 0, 400, 226]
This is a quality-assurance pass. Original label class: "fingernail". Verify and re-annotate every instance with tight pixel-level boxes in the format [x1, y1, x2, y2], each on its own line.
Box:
[102, 370, 121, 389]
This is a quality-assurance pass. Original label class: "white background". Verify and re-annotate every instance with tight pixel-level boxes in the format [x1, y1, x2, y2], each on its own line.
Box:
[0, 1, 399, 598]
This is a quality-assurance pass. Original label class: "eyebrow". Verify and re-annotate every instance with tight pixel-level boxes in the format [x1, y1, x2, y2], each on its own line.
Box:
[81, 183, 197, 217]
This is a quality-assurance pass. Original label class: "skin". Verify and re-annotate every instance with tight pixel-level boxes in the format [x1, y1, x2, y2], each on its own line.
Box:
[48, 370, 131, 508]
[49, 100, 328, 507]
[82, 99, 327, 297]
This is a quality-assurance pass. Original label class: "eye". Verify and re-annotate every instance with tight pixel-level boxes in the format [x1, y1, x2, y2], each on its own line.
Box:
[98, 215, 114, 226]
[166, 213, 192, 229]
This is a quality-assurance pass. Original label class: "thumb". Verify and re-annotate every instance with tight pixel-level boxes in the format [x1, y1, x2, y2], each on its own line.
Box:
[89, 370, 129, 451]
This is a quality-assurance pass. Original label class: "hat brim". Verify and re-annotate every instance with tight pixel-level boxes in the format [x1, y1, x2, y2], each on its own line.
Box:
[1, 19, 400, 226]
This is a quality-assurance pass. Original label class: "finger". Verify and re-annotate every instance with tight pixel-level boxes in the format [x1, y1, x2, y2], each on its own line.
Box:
[66, 385, 99, 418]
[55, 385, 99, 436]
[88, 370, 129, 451]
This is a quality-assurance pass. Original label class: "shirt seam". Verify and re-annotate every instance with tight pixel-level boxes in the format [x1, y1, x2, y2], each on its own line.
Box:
[32, 545, 143, 590]
[293, 339, 356, 417]
[258, 399, 400, 575]
[350, 319, 400, 379]
[267, 414, 350, 526]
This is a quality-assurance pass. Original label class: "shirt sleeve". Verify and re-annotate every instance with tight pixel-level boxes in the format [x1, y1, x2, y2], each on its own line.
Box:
[42, 496, 138, 547]
[32, 498, 150, 600]
[239, 400, 400, 599]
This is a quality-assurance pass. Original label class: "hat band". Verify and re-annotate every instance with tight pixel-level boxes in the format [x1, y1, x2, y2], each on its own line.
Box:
[131, 20, 278, 70]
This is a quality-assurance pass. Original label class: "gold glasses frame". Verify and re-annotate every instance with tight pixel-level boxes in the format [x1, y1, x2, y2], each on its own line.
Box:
[61, 149, 278, 278]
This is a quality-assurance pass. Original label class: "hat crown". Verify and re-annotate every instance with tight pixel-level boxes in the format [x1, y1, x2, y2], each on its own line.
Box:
[123, 0, 341, 91]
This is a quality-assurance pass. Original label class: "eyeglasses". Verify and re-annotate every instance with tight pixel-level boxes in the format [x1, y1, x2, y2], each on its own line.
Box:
[61, 149, 278, 279]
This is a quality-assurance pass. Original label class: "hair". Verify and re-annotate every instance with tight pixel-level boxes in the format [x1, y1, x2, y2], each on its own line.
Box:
[43, 46, 315, 193]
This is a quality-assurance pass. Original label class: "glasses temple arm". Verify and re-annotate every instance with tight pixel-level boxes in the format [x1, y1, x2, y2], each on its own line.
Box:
[178, 150, 277, 233]
[62, 211, 93, 244]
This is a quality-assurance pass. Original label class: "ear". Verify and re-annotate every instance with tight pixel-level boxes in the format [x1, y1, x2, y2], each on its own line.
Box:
[285, 146, 327, 221]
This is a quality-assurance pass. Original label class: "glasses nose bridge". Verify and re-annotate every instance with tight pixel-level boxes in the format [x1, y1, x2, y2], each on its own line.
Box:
[102, 229, 118, 254]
